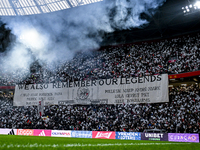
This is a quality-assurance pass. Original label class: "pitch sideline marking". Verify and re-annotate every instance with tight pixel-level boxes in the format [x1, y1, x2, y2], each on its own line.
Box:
[0, 143, 191, 148]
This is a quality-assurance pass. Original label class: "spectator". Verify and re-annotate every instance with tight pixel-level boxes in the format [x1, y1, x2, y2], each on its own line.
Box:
[0, 84, 199, 133]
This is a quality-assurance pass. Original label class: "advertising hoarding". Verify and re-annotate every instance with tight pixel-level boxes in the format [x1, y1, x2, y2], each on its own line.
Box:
[33, 129, 52, 136]
[17, 129, 33, 136]
[168, 133, 199, 143]
[0, 129, 17, 135]
[71, 131, 92, 138]
[116, 132, 141, 140]
[51, 130, 71, 137]
[92, 131, 115, 139]
[141, 133, 168, 141]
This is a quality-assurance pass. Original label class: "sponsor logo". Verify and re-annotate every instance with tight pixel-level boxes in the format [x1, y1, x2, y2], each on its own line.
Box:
[72, 133, 90, 137]
[145, 133, 164, 138]
[0, 129, 16, 135]
[92, 131, 115, 139]
[95, 132, 112, 139]
[71, 132, 76, 137]
[116, 132, 141, 140]
[117, 136, 135, 140]
[141, 133, 168, 141]
[170, 135, 197, 141]
[33, 129, 51, 137]
[39, 131, 46, 136]
[17, 129, 33, 136]
[52, 132, 71, 136]
[8, 129, 15, 135]
[51, 130, 71, 137]
[168, 133, 199, 143]
[71, 131, 92, 138]
[72, 132, 90, 137]
[118, 132, 139, 136]
[189, 135, 197, 141]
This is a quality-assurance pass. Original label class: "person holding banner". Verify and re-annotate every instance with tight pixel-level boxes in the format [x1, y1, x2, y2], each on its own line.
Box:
[38, 100, 44, 117]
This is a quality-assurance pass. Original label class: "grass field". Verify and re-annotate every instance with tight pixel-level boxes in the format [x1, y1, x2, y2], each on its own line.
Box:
[0, 135, 199, 150]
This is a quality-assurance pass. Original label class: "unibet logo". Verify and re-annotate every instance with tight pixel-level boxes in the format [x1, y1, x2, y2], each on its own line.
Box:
[145, 133, 164, 138]
[39, 131, 46, 136]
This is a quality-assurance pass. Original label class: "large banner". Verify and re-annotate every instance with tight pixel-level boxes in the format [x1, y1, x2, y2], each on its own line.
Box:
[141, 133, 168, 141]
[116, 132, 141, 140]
[14, 74, 169, 106]
[168, 133, 199, 143]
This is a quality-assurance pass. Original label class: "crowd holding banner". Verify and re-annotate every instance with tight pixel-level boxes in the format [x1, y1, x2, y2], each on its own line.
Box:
[1, 33, 200, 137]
[1, 83, 200, 134]
[0, 128, 199, 143]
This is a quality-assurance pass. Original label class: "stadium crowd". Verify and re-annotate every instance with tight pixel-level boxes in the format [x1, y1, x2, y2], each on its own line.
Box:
[0, 84, 200, 133]
[0, 33, 200, 133]
[0, 33, 200, 85]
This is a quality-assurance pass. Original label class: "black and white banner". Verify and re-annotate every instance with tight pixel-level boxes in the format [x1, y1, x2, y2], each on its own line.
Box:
[14, 74, 169, 106]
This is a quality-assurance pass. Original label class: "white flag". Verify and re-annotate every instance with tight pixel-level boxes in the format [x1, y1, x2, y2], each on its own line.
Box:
[38, 100, 44, 117]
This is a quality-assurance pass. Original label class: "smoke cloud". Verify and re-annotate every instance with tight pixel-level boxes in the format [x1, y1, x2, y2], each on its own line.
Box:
[0, 0, 165, 78]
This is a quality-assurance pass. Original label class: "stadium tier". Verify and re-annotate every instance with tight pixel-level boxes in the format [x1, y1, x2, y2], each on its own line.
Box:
[0, 83, 200, 133]
[0, 33, 200, 86]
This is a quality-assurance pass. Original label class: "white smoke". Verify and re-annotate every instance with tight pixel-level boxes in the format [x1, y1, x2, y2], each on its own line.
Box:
[0, 0, 165, 77]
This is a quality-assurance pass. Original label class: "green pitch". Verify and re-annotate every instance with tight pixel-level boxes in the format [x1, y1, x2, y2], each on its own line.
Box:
[0, 135, 199, 150]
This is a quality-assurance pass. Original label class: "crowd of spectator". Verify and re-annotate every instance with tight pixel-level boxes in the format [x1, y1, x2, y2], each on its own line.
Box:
[0, 33, 200, 85]
[0, 84, 200, 133]
[0, 33, 200, 133]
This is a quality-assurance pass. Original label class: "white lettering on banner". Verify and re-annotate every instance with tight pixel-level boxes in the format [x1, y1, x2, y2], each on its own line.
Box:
[17, 129, 33, 135]
[145, 133, 164, 138]
[120, 136, 135, 140]
[39, 131, 46, 136]
[13, 74, 169, 106]
[118, 132, 138, 136]
[95, 132, 112, 138]
[184, 136, 188, 141]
